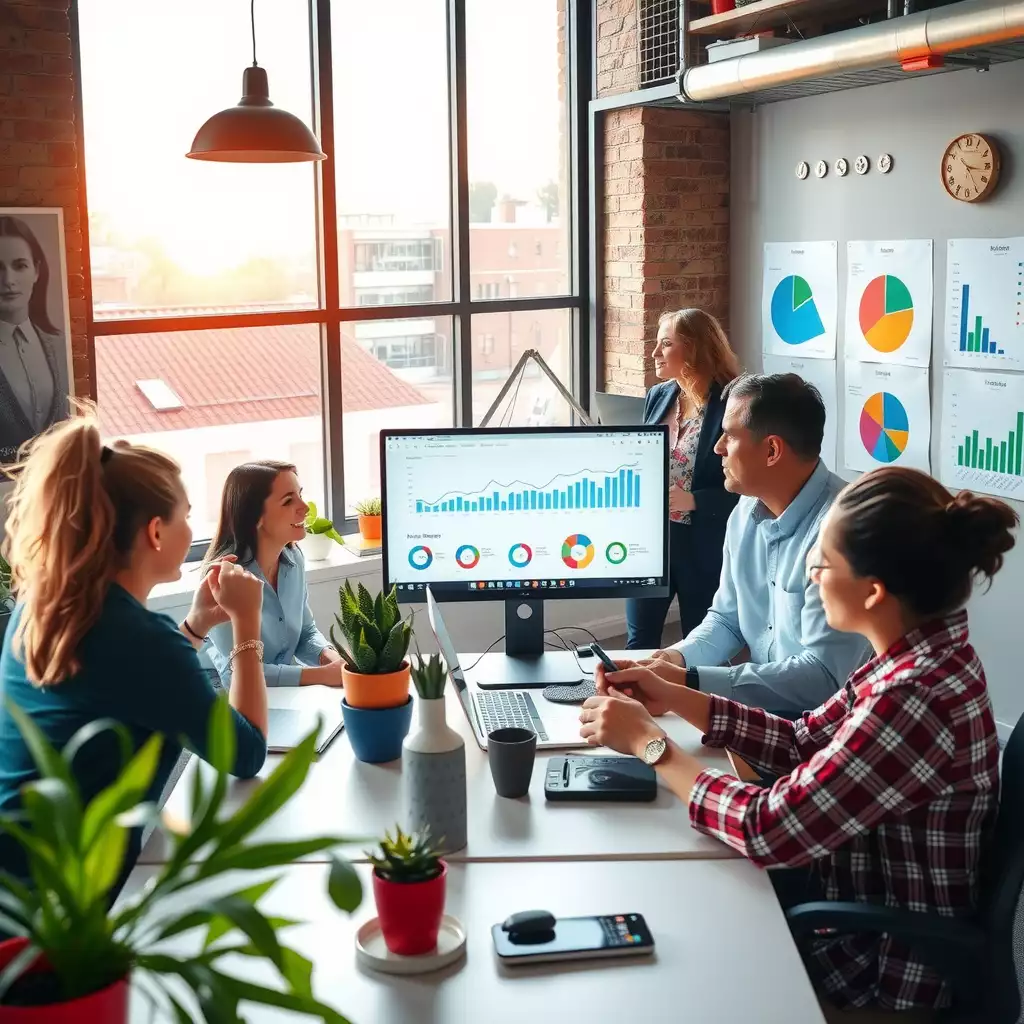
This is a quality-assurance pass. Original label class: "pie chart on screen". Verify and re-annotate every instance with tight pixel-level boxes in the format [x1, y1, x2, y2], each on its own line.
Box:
[859, 392, 909, 464]
[859, 275, 914, 353]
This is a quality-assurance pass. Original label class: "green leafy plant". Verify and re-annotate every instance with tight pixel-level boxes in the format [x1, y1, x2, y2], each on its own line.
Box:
[366, 826, 442, 884]
[330, 581, 411, 675]
[0, 697, 362, 1021]
[303, 501, 344, 545]
[0, 553, 13, 612]
[409, 647, 446, 700]
[353, 497, 381, 517]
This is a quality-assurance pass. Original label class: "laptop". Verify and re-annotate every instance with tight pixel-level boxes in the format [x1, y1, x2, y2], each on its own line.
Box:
[592, 390, 646, 426]
[427, 588, 589, 751]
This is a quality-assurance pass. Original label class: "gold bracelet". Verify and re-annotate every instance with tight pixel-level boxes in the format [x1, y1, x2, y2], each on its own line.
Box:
[228, 639, 265, 667]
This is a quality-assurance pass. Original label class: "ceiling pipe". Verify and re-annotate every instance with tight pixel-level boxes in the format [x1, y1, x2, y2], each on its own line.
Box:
[679, 0, 1024, 103]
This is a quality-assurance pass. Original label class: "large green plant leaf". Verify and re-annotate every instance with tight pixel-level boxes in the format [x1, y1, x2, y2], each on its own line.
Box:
[61, 717, 132, 777]
[201, 837, 347, 874]
[201, 879, 279, 949]
[351, 628, 378, 674]
[21, 778, 80, 861]
[206, 695, 236, 776]
[81, 732, 162, 851]
[82, 818, 130, 904]
[327, 855, 362, 913]
[379, 620, 411, 673]
[5, 700, 73, 789]
[356, 583, 375, 622]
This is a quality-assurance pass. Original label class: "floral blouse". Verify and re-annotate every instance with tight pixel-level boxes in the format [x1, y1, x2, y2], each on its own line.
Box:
[668, 405, 704, 524]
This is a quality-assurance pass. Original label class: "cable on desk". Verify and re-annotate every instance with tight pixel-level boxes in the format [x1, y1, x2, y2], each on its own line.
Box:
[460, 635, 505, 674]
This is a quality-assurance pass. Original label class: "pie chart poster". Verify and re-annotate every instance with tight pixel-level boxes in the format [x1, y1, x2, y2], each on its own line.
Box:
[845, 240, 933, 367]
[762, 241, 837, 360]
[844, 361, 931, 474]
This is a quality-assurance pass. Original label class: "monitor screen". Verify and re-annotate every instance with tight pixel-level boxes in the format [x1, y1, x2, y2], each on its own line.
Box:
[381, 426, 669, 603]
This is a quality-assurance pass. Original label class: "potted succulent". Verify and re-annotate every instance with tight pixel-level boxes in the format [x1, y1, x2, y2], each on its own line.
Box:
[353, 497, 382, 544]
[366, 826, 446, 956]
[0, 698, 362, 1023]
[402, 650, 467, 854]
[0, 554, 13, 645]
[301, 501, 345, 562]
[331, 581, 413, 762]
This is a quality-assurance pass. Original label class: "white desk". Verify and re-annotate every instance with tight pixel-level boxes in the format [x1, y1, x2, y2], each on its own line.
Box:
[124, 859, 825, 1024]
[139, 653, 738, 865]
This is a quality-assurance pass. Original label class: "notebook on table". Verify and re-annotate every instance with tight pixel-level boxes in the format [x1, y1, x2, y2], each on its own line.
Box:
[268, 707, 344, 756]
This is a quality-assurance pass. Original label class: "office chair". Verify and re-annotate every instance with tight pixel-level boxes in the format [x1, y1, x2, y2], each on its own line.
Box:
[785, 713, 1024, 1023]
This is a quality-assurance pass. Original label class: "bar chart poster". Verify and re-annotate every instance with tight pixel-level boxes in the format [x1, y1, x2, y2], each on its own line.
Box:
[762, 241, 837, 360]
[940, 369, 1024, 499]
[845, 240, 933, 367]
[844, 361, 931, 474]
[944, 237, 1024, 370]
[762, 354, 838, 471]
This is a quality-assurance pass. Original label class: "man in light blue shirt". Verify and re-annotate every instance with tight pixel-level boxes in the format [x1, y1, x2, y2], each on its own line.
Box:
[654, 373, 870, 715]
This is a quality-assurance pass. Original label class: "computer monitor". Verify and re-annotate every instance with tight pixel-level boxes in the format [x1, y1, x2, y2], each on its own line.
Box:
[380, 426, 669, 686]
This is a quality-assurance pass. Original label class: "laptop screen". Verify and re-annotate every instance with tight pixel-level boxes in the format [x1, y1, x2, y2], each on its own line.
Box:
[426, 587, 475, 723]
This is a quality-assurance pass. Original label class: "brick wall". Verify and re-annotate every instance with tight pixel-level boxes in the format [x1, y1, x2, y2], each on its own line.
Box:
[597, 1, 731, 396]
[0, 0, 89, 398]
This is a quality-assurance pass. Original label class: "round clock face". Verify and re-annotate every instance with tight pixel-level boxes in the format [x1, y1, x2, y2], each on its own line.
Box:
[878, 153, 893, 173]
[855, 155, 870, 175]
[942, 134, 999, 202]
[795, 161, 809, 180]
[835, 158, 849, 177]
[815, 160, 828, 179]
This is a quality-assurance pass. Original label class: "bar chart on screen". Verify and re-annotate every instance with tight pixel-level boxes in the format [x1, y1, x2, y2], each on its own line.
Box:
[944, 237, 1024, 370]
[941, 369, 1024, 499]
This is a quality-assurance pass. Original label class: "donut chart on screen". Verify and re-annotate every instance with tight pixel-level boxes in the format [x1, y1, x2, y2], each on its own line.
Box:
[858, 275, 914, 353]
[508, 543, 533, 568]
[455, 544, 480, 569]
[408, 545, 433, 570]
[561, 533, 595, 570]
[605, 541, 628, 565]
[859, 392, 910, 464]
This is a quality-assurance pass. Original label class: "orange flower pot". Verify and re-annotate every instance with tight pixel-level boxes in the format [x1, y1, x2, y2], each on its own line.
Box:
[342, 661, 410, 709]
[358, 514, 382, 542]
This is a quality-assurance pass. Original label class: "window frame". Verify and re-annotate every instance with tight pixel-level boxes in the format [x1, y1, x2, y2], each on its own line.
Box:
[74, 0, 592, 560]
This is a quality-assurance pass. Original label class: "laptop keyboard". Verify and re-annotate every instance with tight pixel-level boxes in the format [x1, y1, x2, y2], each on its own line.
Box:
[475, 690, 549, 742]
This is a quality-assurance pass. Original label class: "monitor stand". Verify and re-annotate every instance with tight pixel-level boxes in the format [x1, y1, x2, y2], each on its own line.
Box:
[467, 599, 588, 689]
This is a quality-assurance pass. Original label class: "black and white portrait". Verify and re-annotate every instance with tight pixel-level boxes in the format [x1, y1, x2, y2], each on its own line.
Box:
[0, 208, 74, 464]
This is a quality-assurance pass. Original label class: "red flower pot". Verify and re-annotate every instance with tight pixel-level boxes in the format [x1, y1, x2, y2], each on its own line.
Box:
[372, 861, 447, 956]
[0, 939, 128, 1023]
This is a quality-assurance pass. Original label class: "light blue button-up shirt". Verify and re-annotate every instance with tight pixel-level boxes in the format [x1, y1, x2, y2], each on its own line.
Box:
[676, 460, 871, 714]
[208, 546, 331, 687]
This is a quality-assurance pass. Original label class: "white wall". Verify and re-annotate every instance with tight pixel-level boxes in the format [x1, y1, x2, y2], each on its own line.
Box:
[730, 60, 1024, 739]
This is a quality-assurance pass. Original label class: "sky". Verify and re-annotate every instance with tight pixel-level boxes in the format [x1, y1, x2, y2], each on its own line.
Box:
[77, 0, 565, 274]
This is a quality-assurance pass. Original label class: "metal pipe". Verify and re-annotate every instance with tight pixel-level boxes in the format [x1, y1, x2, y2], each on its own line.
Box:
[888, 0, 899, 18]
[680, 0, 1024, 102]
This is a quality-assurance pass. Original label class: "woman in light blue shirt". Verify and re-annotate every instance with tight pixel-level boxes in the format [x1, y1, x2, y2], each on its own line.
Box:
[205, 461, 344, 687]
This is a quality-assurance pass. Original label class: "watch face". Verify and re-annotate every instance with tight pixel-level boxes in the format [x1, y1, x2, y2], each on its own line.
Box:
[644, 737, 667, 765]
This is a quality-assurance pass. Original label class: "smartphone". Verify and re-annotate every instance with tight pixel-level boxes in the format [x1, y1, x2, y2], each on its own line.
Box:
[492, 913, 655, 965]
[588, 642, 619, 673]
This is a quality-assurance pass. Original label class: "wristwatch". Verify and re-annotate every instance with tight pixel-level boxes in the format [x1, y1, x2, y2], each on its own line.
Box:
[640, 734, 669, 766]
[685, 666, 700, 691]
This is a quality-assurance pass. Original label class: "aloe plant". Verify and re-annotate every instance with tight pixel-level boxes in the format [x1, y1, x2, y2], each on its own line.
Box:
[303, 501, 344, 545]
[353, 497, 381, 517]
[329, 580, 411, 675]
[409, 648, 446, 700]
[366, 826, 442, 884]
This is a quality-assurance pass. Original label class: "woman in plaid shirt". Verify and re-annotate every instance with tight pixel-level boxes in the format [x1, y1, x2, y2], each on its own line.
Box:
[581, 466, 1017, 1011]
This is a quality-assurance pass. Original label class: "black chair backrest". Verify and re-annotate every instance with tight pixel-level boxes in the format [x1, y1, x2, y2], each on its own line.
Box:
[978, 714, 1024, 1022]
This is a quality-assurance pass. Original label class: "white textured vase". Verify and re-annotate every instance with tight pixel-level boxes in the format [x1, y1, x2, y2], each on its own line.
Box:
[402, 697, 467, 854]
[300, 533, 335, 562]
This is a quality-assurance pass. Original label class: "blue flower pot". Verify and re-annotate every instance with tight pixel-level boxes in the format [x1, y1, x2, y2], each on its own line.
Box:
[342, 696, 413, 764]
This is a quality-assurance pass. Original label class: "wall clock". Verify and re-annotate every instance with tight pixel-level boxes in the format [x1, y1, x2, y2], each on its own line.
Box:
[795, 161, 809, 180]
[815, 160, 828, 179]
[835, 157, 849, 177]
[941, 133, 1000, 203]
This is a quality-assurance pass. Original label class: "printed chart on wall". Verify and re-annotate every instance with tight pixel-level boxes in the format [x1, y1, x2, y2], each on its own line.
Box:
[762, 354, 838, 471]
[844, 361, 931, 473]
[762, 241, 837, 359]
[845, 240, 933, 366]
[944, 237, 1024, 370]
[940, 369, 1024, 500]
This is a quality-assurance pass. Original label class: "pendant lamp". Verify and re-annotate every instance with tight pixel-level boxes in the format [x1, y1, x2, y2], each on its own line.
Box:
[187, 0, 325, 163]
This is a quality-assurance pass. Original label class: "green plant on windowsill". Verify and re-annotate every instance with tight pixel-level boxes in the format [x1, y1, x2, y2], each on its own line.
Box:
[409, 647, 446, 701]
[352, 497, 381, 518]
[303, 501, 344, 545]
[0, 697, 363, 1022]
[366, 826, 443, 884]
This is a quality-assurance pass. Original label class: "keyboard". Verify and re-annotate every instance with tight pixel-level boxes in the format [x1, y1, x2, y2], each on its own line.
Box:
[475, 690, 549, 742]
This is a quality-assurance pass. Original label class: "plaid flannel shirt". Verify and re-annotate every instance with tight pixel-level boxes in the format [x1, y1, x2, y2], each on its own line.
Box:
[688, 611, 999, 1010]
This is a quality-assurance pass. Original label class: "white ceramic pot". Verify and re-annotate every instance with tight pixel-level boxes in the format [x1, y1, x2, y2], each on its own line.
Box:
[300, 533, 336, 562]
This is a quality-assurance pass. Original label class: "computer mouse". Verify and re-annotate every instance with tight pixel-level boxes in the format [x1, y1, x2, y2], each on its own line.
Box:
[501, 909, 557, 936]
[542, 682, 597, 705]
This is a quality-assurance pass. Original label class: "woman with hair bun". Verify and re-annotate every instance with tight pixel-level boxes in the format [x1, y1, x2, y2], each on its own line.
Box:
[583, 465, 1016, 1011]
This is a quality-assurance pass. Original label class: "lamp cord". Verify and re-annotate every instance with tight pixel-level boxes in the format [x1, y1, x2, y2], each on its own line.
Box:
[250, 0, 257, 66]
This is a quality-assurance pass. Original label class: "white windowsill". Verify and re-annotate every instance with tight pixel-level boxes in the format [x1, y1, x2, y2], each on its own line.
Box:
[147, 546, 382, 612]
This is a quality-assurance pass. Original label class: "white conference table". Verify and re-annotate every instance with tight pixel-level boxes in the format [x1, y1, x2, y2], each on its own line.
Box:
[124, 859, 826, 1024]
[139, 651, 739, 865]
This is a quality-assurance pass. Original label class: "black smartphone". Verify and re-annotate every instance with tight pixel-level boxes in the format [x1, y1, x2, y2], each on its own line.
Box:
[588, 642, 619, 673]
[544, 756, 657, 802]
[492, 913, 655, 965]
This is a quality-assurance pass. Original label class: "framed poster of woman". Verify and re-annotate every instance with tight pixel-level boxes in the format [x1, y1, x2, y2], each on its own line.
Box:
[0, 208, 74, 464]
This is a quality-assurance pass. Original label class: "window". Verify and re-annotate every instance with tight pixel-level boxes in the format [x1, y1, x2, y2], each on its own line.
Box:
[79, 1, 581, 550]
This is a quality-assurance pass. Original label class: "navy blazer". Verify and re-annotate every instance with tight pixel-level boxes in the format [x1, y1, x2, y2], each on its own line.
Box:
[0, 326, 68, 463]
[644, 379, 738, 527]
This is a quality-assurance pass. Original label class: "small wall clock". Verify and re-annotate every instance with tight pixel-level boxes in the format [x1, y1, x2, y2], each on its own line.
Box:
[941, 133, 1000, 203]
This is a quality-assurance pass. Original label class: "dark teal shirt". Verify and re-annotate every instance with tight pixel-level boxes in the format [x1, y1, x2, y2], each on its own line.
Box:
[0, 584, 267, 881]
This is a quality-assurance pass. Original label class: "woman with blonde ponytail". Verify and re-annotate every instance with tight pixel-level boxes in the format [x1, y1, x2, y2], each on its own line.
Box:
[0, 410, 268, 884]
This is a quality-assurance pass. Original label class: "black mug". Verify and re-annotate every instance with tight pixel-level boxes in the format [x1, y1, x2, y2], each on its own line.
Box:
[487, 727, 537, 798]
